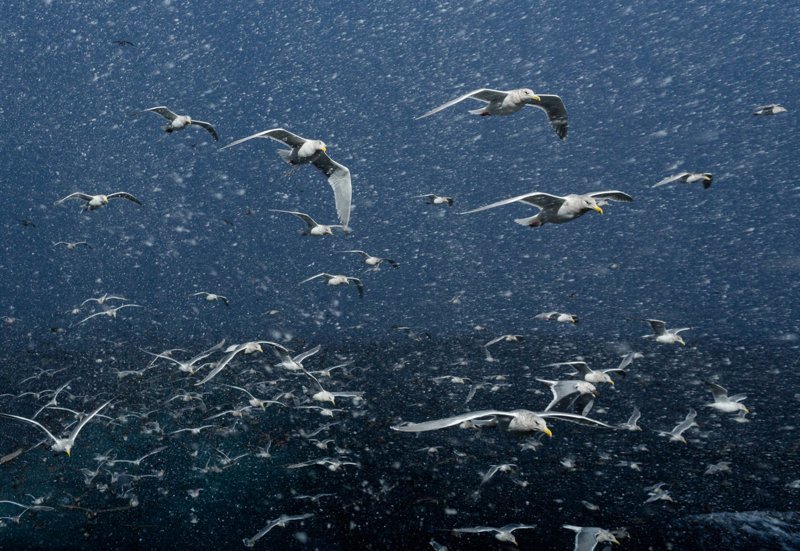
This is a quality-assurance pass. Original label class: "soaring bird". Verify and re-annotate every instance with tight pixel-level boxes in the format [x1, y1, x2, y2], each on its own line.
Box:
[56, 192, 142, 211]
[137, 106, 218, 140]
[653, 172, 713, 189]
[753, 104, 787, 116]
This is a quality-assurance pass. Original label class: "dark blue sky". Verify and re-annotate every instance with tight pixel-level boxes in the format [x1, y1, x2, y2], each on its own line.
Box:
[1, 0, 798, 347]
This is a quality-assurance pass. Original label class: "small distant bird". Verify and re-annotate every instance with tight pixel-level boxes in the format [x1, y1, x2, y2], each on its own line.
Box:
[462, 191, 633, 227]
[653, 172, 713, 189]
[535, 311, 579, 324]
[56, 192, 142, 211]
[77, 304, 143, 325]
[451, 524, 537, 546]
[137, 106, 219, 141]
[341, 250, 399, 270]
[53, 241, 91, 250]
[242, 513, 314, 548]
[644, 482, 675, 503]
[705, 382, 748, 414]
[547, 361, 621, 385]
[562, 525, 620, 551]
[416, 194, 454, 207]
[300, 273, 364, 298]
[113, 40, 135, 47]
[416, 87, 568, 139]
[269, 209, 347, 236]
[618, 406, 643, 431]
[221, 128, 351, 227]
[19, 219, 36, 228]
[753, 104, 787, 116]
[658, 408, 698, 444]
[641, 319, 689, 345]
[537, 378, 598, 416]
[190, 291, 230, 307]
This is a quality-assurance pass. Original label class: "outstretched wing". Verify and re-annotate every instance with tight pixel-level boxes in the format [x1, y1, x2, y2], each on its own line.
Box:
[653, 172, 688, 188]
[190, 120, 219, 141]
[107, 192, 142, 205]
[460, 192, 565, 215]
[142, 106, 179, 121]
[706, 382, 729, 401]
[311, 153, 352, 227]
[57, 192, 94, 204]
[0, 413, 60, 444]
[391, 410, 512, 432]
[416, 88, 510, 119]
[646, 319, 667, 336]
[70, 400, 113, 440]
[529, 94, 568, 139]
[300, 273, 332, 285]
[538, 411, 617, 429]
[270, 210, 317, 228]
[589, 190, 634, 203]
[221, 128, 307, 150]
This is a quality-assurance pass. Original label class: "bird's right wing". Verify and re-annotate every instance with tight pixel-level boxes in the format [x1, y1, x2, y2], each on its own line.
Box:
[108, 192, 143, 205]
[300, 273, 330, 285]
[653, 173, 687, 188]
[221, 128, 307, 150]
[646, 319, 667, 336]
[142, 106, 179, 121]
[391, 410, 511, 432]
[529, 94, 568, 139]
[415, 88, 509, 119]
[538, 412, 617, 429]
[57, 192, 94, 204]
[270, 210, 317, 227]
[312, 153, 352, 227]
[70, 400, 113, 440]
[460, 192, 564, 215]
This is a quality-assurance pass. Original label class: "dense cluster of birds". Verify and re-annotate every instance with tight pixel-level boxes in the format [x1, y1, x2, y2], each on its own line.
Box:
[0, 37, 791, 550]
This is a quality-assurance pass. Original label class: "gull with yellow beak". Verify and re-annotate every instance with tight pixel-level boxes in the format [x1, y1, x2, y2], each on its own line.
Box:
[221, 128, 352, 227]
[0, 399, 112, 457]
[705, 382, 749, 414]
[461, 190, 633, 227]
[416, 87, 568, 139]
[547, 360, 624, 385]
[562, 525, 621, 551]
[391, 408, 617, 438]
[641, 319, 690, 345]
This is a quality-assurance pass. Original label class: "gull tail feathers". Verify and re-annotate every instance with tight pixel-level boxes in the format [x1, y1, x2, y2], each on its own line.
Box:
[514, 215, 542, 227]
[276, 149, 293, 164]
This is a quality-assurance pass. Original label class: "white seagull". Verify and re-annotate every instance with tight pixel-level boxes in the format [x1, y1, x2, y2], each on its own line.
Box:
[642, 319, 690, 345]
[138, 106, 218, 141]
[653, 172, 713, 189]
[341, 250, 399, 270]
[705, 382, 748, 414]
[462, 191, 633, 227]
[0, 400, 112, 456]
[416, 194, 454, 207]
[190, 291, 230, 307]
[221, 128, 352, 227]
[753, 104, 787, 116]
[195, 340, 288, 386]
[77, 304, 143, 325]
[658, 408, 698, 444]
[301, 273, 364, 298]
[242, 513, 313, 548]
[535, 312, 579, 324]
[53, 241, 91, 250]
[56, 192, 142, 211]
[269, 209, 347, 236]
[562, 525, 620, 551]
[451, 524, 537, 545]
[416, 87, 568, 139]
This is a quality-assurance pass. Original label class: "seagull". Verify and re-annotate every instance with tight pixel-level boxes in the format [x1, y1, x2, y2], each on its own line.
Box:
[341, 250, 399, 270]
[618, 406, 643, 431]
[536, 378, 598, 415]
[416, 194, 454, 207]
[56, 192, 142, 211]
[658, 408, 698, 444]
[242, 513, 313, 548]
[275, 345, 321, 372]
[416, 87, 568, 139]
[391, 409, 616, 437]
[483, 334, 524, 362]
[77, 304, 143, 325]
[269, 209, 347, 236]
[451, 524, 537, 545]
[0, 400, 112, 456]
[753, 104, 787, 116]
[223, 385, 284, 410]
[617, 351, 644, 370]
[221, 128, 351, 226]
[641, 319, 690, 345]
[300, 273, 364, 298]
[137, 106, 218, 141]
[562, 525, 620, 551]
[80, 293, 127, 307]
[462, 190, 633, 227]
[535, 312, 579, 324]
[653, 172, 713, 189]
[705, 382, 748, 414]
[145, 339, 225, 375]
[644, 482, 675, 503]
[53, 241, 91, 250]
[190, 291, 230, 307]
[195, 341, 288, 385]
[547, 361, 621, 385]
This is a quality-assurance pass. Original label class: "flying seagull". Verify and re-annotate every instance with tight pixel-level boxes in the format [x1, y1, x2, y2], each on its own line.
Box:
[451, 524, 537, 546]
[705, 382, 748, 414]
[269, 209, 347, 236]
[562, 525, 620, 551]
[56, 192, 142, 211]
[416, 194, 454, 207]
[301, 273, 364, 298]
[416, 87, 568, 139]
[753, 104, 787, 116]
[653, 172, 713, 189]
[137, 106, 218, 141]
[641, 319, 690, 345]
[462, 191, 633, 227]
[221, 128, 352, 227]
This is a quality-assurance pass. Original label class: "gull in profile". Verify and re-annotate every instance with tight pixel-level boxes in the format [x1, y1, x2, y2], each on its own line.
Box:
[275, 344, 321, 372]
[56, 192, 142, 211]
[242, 513, 313, 548]
[641, 319, 690, 345]
[658, 408, 698, 444]
[0, 400, 112, 456]
[483, 334, 524, 362]
[146, 339, 225, 375]
[462, 190, 633, 227]
[546, 361, 622, 385]
[617, 351, 644, 370]
[653, 172, 713, 189]
[190, 291, 230, 307]
[416, 194, 454, 207]
[81, 293, 127, 306]
[269, 209, 347, 236]
[53, 241, 91, 250]
[223, 384, 285, 410]
[617, 406, 643, 431]
[416, 87, 568, 139]
[195, 340, 288, 385]
[341, 250, 399, 270]
[705, 382, 748, 414]
[537, 378, 598, 416]
[301, 273, 364, 298]
[137, 106, 218, 141]
[644, 482, 675, 503]
[451, 523, 537, 545]
[753, 104, 787, 116]
[562, 525, 620, 551]
[535, 311, 579, 324]
[221, 128, 351, 226]
[77, 304, 143, 325]
[392, 408, 616, 437]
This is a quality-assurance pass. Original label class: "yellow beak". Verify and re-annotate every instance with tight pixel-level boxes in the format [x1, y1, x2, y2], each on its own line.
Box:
[593, 205, 604, 214]
[609, 380, 615, 385]
[542, 427, 553, 438]
[532, 94, 541, 102]
[321, 146, 328, 153]
[743, 407, 750, 414]
[66, 449, 71, 457]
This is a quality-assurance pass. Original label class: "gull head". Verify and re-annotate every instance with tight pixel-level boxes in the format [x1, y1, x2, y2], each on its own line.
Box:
[521, 88, 541, 102]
